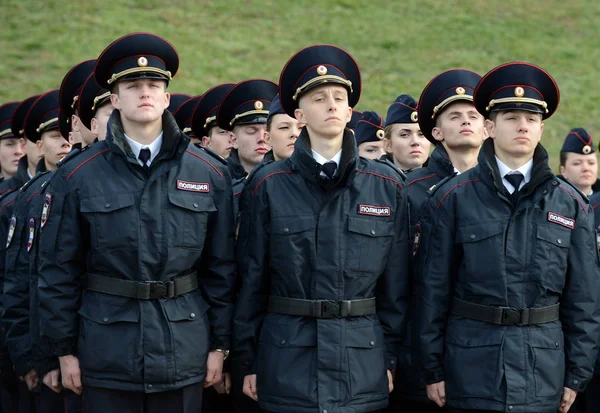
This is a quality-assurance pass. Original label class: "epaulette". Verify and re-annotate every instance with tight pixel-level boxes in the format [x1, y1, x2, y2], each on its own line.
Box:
[199, 146, 227, 166]
[426, 172, 457, 197]
[375, 158, 407, 181]
[556, 176, 590, 203]
[57, 146, 87, 168]
[19, 170, 51, 192]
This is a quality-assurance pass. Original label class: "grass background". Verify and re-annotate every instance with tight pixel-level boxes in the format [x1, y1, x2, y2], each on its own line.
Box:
[1, 0, 598, 170]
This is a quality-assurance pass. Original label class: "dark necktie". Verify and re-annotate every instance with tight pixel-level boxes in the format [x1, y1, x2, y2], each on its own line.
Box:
[139, 148, 151, 172]
[321, 161, 337, 179]
[505, 172, 524, 204]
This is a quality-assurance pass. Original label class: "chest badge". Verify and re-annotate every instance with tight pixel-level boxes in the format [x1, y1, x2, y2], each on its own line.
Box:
[547, 212, 575, 229]
[27, 218, 35, 253]
[177, 180, 210, 193]
[358, 204, 391, 217]
[6, 215, 16, 248]
[41, 193, 52, 229]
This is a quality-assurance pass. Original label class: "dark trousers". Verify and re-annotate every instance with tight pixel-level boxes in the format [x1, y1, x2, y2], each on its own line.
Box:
[83, 382, 204, 413]
[202, 386, 236, 412]
[448, 409, 503, 413]
[387, 399, 447, 413]
[0, 373, 20, 413]
[33, 385, 64, 413]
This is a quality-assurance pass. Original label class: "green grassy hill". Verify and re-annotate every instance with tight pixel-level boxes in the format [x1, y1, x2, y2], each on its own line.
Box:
[1, 0, 599, 170]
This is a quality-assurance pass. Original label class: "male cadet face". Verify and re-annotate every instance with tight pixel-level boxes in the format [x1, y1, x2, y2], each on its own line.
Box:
[560, 152, 598, 192]
[358, 141, 386, 160]
[72, 113, 95, 146]
[432, 101, 487, 150]
[91, 103, 114, 141]
[24, 137, 43, 165]
[37, 129, 72, 169]
[0, 138, 24, 176]
[202, 126, 235, 159]
[485, 110, 543, 159]
[294, 84, 352, 139]
[267, 113, 303, 161]
[111, 78, 170, 125]
[232, 123, 270, 170]
[384, 123, 430, 169]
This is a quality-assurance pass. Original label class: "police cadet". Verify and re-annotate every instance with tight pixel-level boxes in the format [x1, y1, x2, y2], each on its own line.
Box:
[355, 111, 386, 160]
[217, 79, 278, 180]
[233, 44, 409, 413]
[3, 89, 74, 413]
[192, 83, 236, 159]
[36, 32, 236, 413]
[0, 102, 25, 182]
[59, 59, 97, 149]
[414, 62, 600, 413]
[77, 72, 114, 142]
[558, 128, 598, 197]
[405, 70, 485, 211]
[383, 95, 429, 173]
[0, 95, 44, 195]
[174, 95, 202, 145]
[264, 94, 303, 162]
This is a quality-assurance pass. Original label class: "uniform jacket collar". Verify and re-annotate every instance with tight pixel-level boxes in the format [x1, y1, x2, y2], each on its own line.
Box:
[227, 149, 248, 180]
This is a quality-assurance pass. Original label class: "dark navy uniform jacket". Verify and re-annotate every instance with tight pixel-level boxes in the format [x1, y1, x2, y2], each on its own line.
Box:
[37, 110, 237, 393]
[233, 129, 410, 413]
[414, 138, 600, 412]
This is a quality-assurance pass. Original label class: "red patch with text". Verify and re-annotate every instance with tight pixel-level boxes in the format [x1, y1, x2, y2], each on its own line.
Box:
[177, 180, 210, 193]
[547, 212, 575, 229]
[358, 204, 391, 217]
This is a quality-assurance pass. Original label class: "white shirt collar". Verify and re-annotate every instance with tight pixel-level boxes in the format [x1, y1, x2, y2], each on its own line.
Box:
[453, 167, 461, 176]
[495, 155, 533, 193]
[124, 132, 163, 167]
[312, 148, 342, 177]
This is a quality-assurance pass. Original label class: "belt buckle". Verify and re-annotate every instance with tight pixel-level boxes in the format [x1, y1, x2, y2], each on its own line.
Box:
[320, 300, 340, 318]
[501, 307, 522, 326]
[147, 281, 168, 299]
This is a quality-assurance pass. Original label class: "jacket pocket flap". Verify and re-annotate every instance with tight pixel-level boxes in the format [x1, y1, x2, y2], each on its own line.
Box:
[258, 322, 317, 347]
[529, 327, 564, 349]
[270, 216, 315, 235]
[445, 325, 504, 347]
[348, 216, 394, 237]
[81, 194, 135, 213]
[537, 224, 571, 248]
[345, 325, 384, 348]
[78, 293, 140, 324]
[163, 291, 210, 322]
[168, 192, 216, 213]
[456, 222, 504, 243]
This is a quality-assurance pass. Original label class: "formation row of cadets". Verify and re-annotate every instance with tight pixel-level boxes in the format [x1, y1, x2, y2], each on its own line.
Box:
[0, 31, 598, 413]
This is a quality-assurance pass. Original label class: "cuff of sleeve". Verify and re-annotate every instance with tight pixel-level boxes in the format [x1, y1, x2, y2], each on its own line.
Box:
[565, 373, 589, 392]
[37, 357, 60, 378]
[14, 357, 32, 377]
[424, 368, 445, 385]
[210, 335, 231, 350]
[237, 360, 256, 378]
[48, 337, 77, 358]
[386, 354, 397, 371]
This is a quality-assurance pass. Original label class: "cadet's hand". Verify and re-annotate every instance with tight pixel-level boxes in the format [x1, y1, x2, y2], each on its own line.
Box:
[59, 355, 83, 395]
[43, 369, 62, 393]
[243, 374, 258, 401]
[560, 387, 577, 413]
[426, 381, 446, 407]
[22, 369, 39, 390]
[214, 372, 232, 394]
[387, 370, 394, 393]
[204, 351, 224, 388]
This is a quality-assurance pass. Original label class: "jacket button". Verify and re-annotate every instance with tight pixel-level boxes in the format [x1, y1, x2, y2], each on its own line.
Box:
[147, 384, 153, 389]
[469, 234, 476, 240]
[370, 341, 375, 346]
[280, 340, 286, 345]
[390, 360, 395, 365]
[555, 342, 560, 347]
[574, 379, 579, 385]
[370, 230, 376, 235]
[283, 228, 290, 233]
[192, 203, 198, 208]
[557, 239, 562, 244]
[323, 410, 328, 413]
[104, 203, 111, 208]
[190, 313, 196, 319]
[103, 317, 109, 323]
[467, 341, 472, 346]
[508, 406, 513, 410]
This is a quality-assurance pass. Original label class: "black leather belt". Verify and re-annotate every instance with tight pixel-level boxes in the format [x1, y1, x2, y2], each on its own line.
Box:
[451, 298, 560, 326]
[268, 296, 376, 318]
[85, 271, 198, 300]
